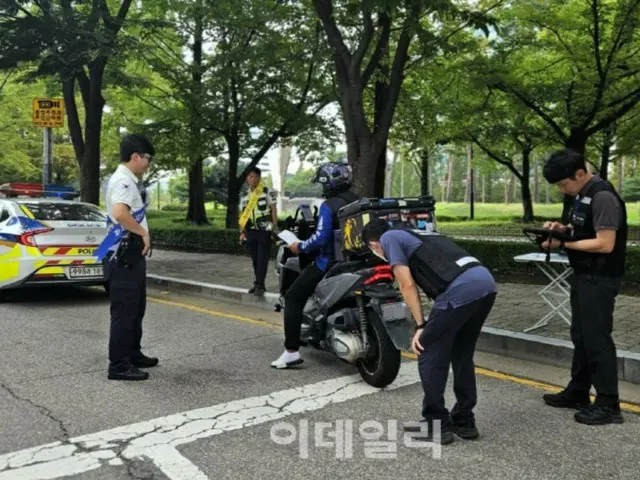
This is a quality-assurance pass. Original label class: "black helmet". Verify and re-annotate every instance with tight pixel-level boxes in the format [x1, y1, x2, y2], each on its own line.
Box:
[312, 162, 352, 196]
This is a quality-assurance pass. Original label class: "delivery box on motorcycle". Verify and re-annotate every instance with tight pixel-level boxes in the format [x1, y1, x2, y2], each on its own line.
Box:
[336, 196, 437, 259]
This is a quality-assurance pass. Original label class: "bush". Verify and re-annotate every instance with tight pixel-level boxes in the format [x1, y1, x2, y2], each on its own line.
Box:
[161, 204, 188, 212]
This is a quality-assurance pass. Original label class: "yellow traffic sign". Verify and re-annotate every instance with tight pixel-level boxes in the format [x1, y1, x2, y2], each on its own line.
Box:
[32, 97, 65, 128]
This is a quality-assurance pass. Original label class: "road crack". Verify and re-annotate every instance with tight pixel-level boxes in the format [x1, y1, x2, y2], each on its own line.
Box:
[0, 381, 70, 443]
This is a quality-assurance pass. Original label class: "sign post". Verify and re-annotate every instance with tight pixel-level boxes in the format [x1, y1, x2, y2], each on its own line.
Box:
[32, 97, 64, 187]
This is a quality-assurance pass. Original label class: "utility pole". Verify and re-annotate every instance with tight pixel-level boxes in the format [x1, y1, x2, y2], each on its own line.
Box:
[42, 127, 53, 185]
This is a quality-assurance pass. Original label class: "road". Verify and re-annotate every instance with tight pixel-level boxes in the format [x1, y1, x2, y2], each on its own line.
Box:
[0, 286, 638, 480]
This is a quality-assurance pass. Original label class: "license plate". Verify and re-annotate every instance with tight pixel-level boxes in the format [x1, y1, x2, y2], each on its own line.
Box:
[69, 266, 103, 278]
[381, 302, 409, 321]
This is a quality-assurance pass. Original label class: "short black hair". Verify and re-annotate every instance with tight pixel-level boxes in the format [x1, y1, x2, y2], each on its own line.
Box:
[247, 166, 261, 177]
[120, 134, 155, 163]
[543, 148, 587, 184]
[362, 218, 391, 243]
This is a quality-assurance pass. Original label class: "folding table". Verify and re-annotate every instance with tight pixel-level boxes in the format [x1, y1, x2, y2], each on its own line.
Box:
[513, 252, 573, 333]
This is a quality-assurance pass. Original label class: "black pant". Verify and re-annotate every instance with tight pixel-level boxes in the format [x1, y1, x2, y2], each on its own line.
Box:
[418, 293, 497, 425]
[283, 264, 325, 351]
[246, 230, 272, 289]
[566, 273, 621, 407]
[105, 257, 147, 372]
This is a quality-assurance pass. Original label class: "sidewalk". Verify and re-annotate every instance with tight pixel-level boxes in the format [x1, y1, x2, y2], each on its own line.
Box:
[146, 249, 640, 354]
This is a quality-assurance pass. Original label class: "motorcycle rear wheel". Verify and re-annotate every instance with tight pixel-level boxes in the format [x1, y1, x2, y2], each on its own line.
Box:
[356, 308, 401, 388]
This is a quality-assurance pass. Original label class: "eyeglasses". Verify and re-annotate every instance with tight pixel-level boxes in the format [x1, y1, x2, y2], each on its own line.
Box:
[138, 153, 153, 162]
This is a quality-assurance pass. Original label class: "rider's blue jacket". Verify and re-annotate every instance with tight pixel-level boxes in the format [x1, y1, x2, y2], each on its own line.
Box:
[299, 190, 359, 272]
[299, 202, 334, 271]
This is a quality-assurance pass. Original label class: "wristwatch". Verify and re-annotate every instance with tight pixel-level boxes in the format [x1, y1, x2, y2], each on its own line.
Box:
[415, 323, 425, 330]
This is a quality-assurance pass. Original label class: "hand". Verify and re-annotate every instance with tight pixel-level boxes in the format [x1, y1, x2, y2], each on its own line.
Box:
[543, 221, 567, 232]
[541, 238, 561, 249]
[142, 234, 151, 256]
[239, 232, 246, 243]
[289, 242, 300, 255]
[411, 329, 424, 356]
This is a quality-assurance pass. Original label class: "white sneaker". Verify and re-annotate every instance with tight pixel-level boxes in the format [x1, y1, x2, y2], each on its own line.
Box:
[270, 350, 303, 369]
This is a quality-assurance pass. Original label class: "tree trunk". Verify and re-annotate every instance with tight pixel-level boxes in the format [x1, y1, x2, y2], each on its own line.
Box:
[420, 150, 429, 196]
[481, 174, 486, 203]
[600, 123, 615, 181]
[446, 154, 454, 202]
[545, 180, 550, 204]
[520, 148, 534, 222]
[385, 150, 398, 197]
[562, 130, 588, 222]
[617, 156, 624, 193]
[225, 132, 242, 229]
[80, 99, 103, 206]
[187, 157, 208, 224]
[504, 172, 509, 204]
[464, 144, 472, 203]
[186, 0, 208, 225]
[533, 158, 540, 204]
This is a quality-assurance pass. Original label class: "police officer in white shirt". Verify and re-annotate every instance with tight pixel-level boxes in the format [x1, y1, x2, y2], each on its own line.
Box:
[100, 134, 157, 381]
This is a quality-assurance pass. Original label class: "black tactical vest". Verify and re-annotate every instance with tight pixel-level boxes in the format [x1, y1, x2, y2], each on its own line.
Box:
[395, 227, 483, 299]
[325, 190, 360, 226]
[568, 179, 627, 277]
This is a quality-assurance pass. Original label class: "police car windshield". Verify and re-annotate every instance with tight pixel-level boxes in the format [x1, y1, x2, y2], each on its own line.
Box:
[20, 202, 106, 222]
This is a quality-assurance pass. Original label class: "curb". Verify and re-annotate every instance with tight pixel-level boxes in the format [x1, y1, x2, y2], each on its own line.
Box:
[146, 273, 640, 385]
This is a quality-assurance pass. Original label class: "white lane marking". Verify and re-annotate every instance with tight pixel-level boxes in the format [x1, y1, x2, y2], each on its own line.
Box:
[0, 362, 420, 480]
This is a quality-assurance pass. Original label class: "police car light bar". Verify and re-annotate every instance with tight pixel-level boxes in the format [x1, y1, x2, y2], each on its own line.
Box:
[0, 182, 80, 200]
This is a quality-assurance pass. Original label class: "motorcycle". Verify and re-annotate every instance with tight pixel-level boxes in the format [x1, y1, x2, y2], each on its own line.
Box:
[274, 204, 413, 388]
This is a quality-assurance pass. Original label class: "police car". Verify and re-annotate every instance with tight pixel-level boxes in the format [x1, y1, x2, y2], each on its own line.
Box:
[0, 182, 108, 291]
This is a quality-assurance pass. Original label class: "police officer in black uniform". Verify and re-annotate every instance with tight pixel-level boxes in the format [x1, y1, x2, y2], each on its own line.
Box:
[541, 148, 627, 425]
[362, 219, 497, 445]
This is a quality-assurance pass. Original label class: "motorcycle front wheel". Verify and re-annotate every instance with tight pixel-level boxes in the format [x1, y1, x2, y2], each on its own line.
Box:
[356, 308, 401, 388]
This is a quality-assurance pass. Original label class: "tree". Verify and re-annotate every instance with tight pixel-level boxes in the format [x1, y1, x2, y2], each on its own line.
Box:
[134, 0, 338, 227]
[486, 0, 640, 167]
[310, 0, 497, 196]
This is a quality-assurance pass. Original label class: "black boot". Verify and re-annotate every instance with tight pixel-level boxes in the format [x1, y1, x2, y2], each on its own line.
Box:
[574, 404, 624, 425]
[543, 390, 591, 410]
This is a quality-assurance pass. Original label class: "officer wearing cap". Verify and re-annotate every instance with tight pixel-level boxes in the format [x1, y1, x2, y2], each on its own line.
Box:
[97, 134, 158, 381]
[540, 148, 627, 425]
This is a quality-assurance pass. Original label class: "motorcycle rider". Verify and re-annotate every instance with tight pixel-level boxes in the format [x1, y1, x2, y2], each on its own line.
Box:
[271, 162, 359, 369]
[362, 218, 497, 444]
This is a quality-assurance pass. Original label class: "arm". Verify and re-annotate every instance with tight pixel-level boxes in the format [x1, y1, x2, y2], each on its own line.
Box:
[299, 203, 333, 254]
[392, 265, 425, 327]
[565, 230, 616, 254]
[112, 203, 148, 238]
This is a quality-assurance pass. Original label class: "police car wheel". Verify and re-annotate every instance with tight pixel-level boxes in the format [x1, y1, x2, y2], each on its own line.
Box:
[356, 309, 401, 388]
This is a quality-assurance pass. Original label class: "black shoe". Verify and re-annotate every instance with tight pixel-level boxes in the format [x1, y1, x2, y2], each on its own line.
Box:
[248, 287, 256, 294]
[108, 367, 149, 381]
[403, 420, 455, 445]
[253, 286, 266, 296]
[574, 404, 624, 425]
[543, 390, 591, 410]
[450, 418, 479, 440]
[132, 355, 159, 368]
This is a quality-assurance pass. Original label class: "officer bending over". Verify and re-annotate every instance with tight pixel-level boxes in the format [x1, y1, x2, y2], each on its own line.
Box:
[271, 163, 359, 369]
[362, 219, 497, 445]
[98, 134, 158, 381]
[541, 148, 627, 425]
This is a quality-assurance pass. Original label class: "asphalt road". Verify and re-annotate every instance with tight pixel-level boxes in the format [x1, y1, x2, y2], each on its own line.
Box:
[0, 286, 638, 480]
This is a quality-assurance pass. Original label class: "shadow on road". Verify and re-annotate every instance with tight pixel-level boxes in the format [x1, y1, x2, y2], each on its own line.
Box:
[0, 285, 109, 306]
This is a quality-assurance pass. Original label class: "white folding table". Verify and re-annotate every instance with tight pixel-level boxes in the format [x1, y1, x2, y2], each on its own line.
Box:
[513, 252, 573, 333]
